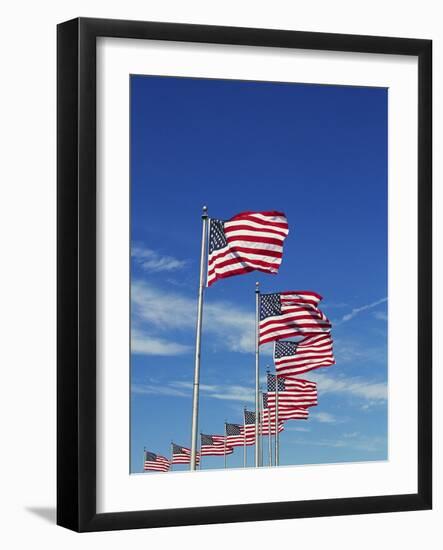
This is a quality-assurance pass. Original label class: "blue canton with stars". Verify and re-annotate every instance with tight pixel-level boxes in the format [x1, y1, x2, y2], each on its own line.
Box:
[145, 451, 157, 461]
[275, 340, 299, 359]
[201, 434, 216, 446]
[260, 293, 282, 321]
[209, 219, 228, 254]
[225, 423, 242, 436]
[244, 410, 256, 425]
[267, 373, 286, 392]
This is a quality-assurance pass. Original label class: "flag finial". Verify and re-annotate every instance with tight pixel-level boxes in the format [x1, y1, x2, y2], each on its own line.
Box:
[202, 205, 208, 218]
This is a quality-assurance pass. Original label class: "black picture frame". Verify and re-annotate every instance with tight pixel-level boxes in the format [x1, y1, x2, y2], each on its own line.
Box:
[57, 17, 432, 532]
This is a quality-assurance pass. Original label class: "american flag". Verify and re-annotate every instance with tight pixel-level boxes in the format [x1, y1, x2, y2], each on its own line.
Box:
[244, 409, 256, 428]
[241, 410, 257, 446]
[274, 334, 335, 377]
[259, 291, 331, 345]
[200, 434, 233, 456]
[207, 211, 289, 286]
[171, 443, 200, 465]
[263, 405, 309, 421]
[262, 393, 309, 421]
[143, 450, 170, 472]
[267, 374, 318, 408]
[225, 423, 254, 447]
[244, 408, 284, 436]
[260, 396, 284, 435]
[261, 419, 284, 435]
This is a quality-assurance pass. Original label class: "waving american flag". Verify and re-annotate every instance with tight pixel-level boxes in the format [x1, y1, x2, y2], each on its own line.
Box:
[266, 374, 318, 408]
[200, 434, 233, 456]
[171, 443, 200, 465]
[274, 334, 335, 377]
[259, 291, 331, 345]
[262, 393, 309, 421]
[243, 408, 284, 437]
[225, 423, 255, 447]
[143, 451, 170, 472]
[207, 211, 289, 286]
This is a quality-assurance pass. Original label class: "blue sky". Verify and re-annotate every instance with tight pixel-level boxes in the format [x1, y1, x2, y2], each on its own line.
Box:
[130, 75, 388, 474]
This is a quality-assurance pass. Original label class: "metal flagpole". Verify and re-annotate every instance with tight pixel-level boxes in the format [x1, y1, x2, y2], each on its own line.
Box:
[268, 406, 272, 467]
[198, 434, 202, 470]
[266, 373, 272, 467]
[243, 407, 247, 468]
[224, 421, 227, 469]
[259, 389, 264, 467]
[255, 281, 260, 467]
[266, 368, 272, 466]
[275, 374, 280, 467]
[190, 206, 209, 471]
[143, 447, 146, 472]
[170, 441, 173, 471]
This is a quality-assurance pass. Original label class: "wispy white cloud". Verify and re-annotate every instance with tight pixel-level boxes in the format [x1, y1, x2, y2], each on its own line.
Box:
[131, 383, 189, 398]
[131, 329, 192, 356]
[295, 438, 348, 449]
[284, 426, 311, 432]
[290, 435, 386, 453]
[132, 245, 188, 272]
[333, 339, 386, 364]
[131, 280, 265, 355]
[343, 432, 359, 439]
[310, 411, 339, 423]
[172, 381, 255, 404]
[373, 310, 388, 322]
[309, 372, 387, 403]
[337, 297, 388, 324]
[132, 379, 255, 404]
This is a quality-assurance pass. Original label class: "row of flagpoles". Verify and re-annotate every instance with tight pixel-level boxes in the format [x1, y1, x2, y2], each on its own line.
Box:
[143, 370, 317, 472]
[142, 208, 335, 472]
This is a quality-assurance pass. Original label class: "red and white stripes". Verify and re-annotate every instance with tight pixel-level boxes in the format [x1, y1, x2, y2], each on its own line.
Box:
[207, 211, 289, 286]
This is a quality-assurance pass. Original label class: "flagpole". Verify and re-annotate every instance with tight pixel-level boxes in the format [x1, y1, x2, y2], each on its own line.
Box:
[268, 408, 272, 467]
[224, 421, 227, 469]
[143, 447, 145, 473]
[255, 281, 260, 467]
[199, 433, 202, 470]
[275, 374, 280, 467]
[266, 369, 272, 467]
[170, 441, 173, 471]
[190, 206, 209, 471]
[243, 407, 247, 468]
[259, 389, 264, 467]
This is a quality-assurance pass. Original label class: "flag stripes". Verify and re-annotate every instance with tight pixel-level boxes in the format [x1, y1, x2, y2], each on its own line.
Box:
[207, 211, 289, 286]
[259, 419, 284, 435]
[263, 406, 309, 421]
[171, 443, 200, 465]
[225, 423, 255, 447]
[267, 374, 318, 408]
[143, 451, 170, 472]
[244, 409, 284, 436]
[200, 434, 233, 456]
[262, 391, 310, 420]
[259, 291, 331, 345]
[274, 334, 335, 377]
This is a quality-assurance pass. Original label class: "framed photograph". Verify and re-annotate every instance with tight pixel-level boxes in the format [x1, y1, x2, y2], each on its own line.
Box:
[57, 17, 432, 532]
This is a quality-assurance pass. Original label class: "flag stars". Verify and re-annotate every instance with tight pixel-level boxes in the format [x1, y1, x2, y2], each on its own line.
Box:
[260, 293, 282, 320]
[275, 341, 299, 358]
[209, 219, 228, 253]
